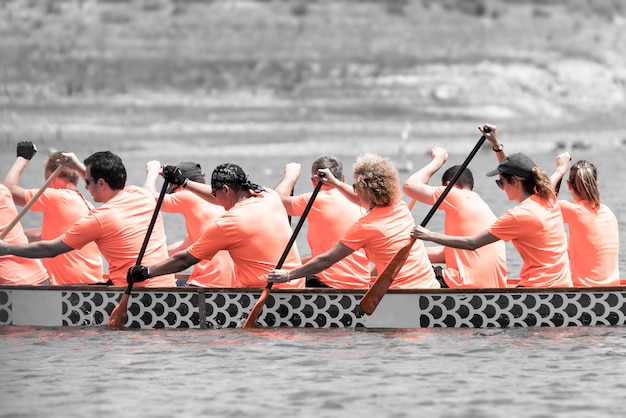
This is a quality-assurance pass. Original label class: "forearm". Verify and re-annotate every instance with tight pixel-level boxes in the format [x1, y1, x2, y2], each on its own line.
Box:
[184, 181, 216, 202]
[334, 181, 360, 206]
[274, 175, 299, 196]
[2, 159, 28, 206]
[287, 243, 352, 280]
[146, 251, 200, 278]
[4, 239, 70, 258]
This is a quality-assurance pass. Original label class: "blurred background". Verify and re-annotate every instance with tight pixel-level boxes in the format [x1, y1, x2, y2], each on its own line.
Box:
[1, 0, 625, 276]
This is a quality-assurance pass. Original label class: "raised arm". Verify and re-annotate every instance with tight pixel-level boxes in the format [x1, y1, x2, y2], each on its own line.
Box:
[142, 160, 163, 197]
[273, 163, 301, 215]
[403, 147, 448, 205]
[550, 152, 571, 193]
[480, 124, 507, 162]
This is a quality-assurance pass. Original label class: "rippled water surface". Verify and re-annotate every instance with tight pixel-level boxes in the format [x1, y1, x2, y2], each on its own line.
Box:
[1, 325, 626, 417]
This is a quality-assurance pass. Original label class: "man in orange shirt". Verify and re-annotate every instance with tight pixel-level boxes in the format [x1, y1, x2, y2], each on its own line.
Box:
[268, 153, 439, 289]
[0, 183, 49, 285]
[404, 147, 507, 288]
[128, 163, 304, 289]
[143, 160, 235, 287]
[2, 142, 104, 285]
[0, 151, 175, 287]
[274, 156, 370, 288]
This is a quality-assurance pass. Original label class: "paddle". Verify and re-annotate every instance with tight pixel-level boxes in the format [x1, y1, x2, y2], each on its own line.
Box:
[242, 174, 325, 328]
[108, 177, 170, 329]
[0, 165, 63, 240]
[359, 128, 490, 315]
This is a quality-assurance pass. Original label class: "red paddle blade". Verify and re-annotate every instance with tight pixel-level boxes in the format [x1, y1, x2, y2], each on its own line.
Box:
[242, 287, 271, 328]
[108, 294, 130, 329]
[359, 238, 416, 315]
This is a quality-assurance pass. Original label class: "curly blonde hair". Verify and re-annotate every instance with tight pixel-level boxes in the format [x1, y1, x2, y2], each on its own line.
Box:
[352, 153, 401, 207]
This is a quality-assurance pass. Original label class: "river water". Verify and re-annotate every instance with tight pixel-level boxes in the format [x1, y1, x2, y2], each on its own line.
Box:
[1, 325, 625, 417]
[1, 137, 625, 417]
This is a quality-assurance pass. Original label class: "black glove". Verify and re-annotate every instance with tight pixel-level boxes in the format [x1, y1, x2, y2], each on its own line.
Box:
[17, 141, 37, 160]
[127, 265, 150, 283]
[162, 165, 188, 186]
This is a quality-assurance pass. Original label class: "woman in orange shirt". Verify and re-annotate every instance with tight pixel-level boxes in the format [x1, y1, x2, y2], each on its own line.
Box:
[412, 125, 572, 288]
[551, 154, 620, 287]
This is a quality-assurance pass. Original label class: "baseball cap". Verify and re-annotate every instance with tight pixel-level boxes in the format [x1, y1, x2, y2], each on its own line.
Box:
[168, 162, 204, 193]
[486, 153, 536, 178]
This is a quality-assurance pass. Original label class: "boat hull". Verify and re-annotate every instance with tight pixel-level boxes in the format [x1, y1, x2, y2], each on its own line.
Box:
[1, 285, 625, 329]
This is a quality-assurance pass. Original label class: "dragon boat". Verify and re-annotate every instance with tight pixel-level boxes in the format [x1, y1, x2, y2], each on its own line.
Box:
[2, 280, 626, 329]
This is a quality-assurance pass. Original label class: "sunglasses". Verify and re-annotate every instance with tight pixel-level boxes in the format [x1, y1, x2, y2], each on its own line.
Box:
[495, 179, 504, 189]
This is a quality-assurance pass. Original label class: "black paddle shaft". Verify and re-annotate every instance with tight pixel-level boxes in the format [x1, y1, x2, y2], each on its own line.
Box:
[419, 127, 490, 227]
[268, 173, 325, 289]
[123, 178, 170, 296]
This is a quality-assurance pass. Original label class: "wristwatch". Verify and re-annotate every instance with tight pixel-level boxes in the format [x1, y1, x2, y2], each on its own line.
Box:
[492, 143, 504, 152]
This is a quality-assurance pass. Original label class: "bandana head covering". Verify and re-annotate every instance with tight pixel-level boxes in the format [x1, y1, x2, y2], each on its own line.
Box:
[211, 163, 263, 193]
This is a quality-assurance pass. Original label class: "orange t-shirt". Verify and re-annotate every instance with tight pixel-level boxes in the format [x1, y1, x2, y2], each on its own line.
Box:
[289, 187, 370, 288]
[341, 201, 439, 289]
[161, 190, 235, 287]
[0, 184, 49, 285]
[488, 195, 572, 288]
[61, 186, 175, 287]
[188, 189, 303, 288]
[24, 187, 104, 285]
[432, 186, 507, 288]
[558, 200, 620, 287]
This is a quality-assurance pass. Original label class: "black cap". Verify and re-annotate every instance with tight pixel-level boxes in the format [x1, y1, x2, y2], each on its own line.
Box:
[168, 162, 204, 193]
[486, 153, 536, 178]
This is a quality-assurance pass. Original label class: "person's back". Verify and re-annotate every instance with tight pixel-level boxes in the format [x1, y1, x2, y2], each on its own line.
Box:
[433, 186, 507, 288]
[144, 161, 235, 287]
[343, 199, 439, 289]
[62, 185, 175, 286]
[3, 145, 104, 285]
[58, 152, 175, 287]
[560, 200, 619, 286]
[0, 184, 49, 285]
[553, 158, 620, 287]
[404, 151, 507, 288]
[292, 188, 370, 288]
[162, 189, 235, 287]
[22, 152, 104, 285]
[187, 164, 303, 288]
[275, 157, 370, 288]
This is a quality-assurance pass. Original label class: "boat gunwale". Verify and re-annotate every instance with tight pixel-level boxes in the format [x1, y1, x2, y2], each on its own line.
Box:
[2, 284, 626, 295]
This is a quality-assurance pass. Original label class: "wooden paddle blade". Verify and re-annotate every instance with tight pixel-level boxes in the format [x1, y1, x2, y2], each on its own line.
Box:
[108, 293, 130, 329]
[242, 287, 271, 328]
[359, 237, 416, 315]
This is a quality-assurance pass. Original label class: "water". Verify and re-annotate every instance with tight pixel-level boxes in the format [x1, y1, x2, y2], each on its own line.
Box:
[1, 137, 625, 417]
[1, 325, 625, 417]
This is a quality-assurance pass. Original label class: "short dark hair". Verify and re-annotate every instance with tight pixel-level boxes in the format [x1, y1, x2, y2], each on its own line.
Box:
[441, 165, 474, 189]
[84, 151, 127, 190]
[312, 155, 343, 179]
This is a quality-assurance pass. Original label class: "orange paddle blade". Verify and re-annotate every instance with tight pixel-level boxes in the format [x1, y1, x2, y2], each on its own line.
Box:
[359, 237, 416, 315]
[108, 293, 130, 329]
[242, 287, 271, 328]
